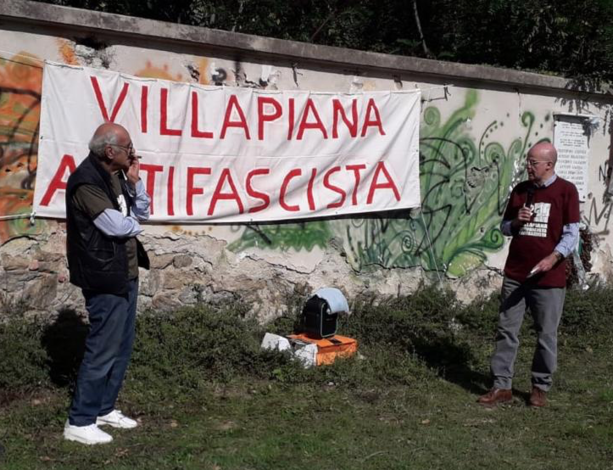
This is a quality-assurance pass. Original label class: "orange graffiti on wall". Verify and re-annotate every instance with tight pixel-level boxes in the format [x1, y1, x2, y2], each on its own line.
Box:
[0, 51, 226, 243]
[57, 39, 80, 66]
[0, 52, 45, 242]
[135, 58, 216, 85]
[136, 60, 184, 81]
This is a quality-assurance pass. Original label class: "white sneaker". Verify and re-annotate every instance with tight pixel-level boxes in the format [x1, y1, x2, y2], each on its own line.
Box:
[96, 410, 138, 429]
[64, 421, 113, 445]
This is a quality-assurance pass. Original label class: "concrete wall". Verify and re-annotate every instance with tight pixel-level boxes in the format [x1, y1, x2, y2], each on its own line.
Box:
[1, 0, 613, 319]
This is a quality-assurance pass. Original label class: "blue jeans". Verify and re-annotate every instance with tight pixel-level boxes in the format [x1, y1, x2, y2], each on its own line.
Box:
[69, 279, 138, 426]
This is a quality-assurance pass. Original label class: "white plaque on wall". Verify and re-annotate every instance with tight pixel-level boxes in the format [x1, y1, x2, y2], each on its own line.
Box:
[553, 115, 590, 201]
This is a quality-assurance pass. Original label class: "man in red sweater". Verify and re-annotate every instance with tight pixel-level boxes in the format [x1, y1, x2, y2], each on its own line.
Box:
[478, 142, 580, 407]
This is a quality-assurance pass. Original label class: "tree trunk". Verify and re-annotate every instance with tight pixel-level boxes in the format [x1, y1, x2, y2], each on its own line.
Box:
[412, 0, 433, 58]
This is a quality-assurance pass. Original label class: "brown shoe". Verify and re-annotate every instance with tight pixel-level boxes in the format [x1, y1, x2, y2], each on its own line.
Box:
[529, 387, 547, 407]
[477, 388, 512, 406]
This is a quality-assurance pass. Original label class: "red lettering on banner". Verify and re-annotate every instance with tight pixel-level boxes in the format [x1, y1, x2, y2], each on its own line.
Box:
[141, 86, 148, 133]
[367, 162, 400, 204]
[346, 164, 366, 205]
[160, 88, 182, 136]
[323, 166, 346, 209]
[361, 99, 386, 137]
[280, 169, 302, 212]
[90, 77, 129, 123]
[287, 98, 295, 140]
[167, 166, 175, 216]
[307, 168, 317, 211]
[296, 99, 328, 140]
[186, 167, 211, 215]
[38, 160, 403, 218]
[40, 154, 76, 206]
[332, 99, 358, 138]
[246, 169, 271, 213]
[191, 91, 214, 139]
[258, 97, 282, 140]
[140, 164, 163, 215]
[208, 169, 244, 216]
[220, 95, 251, 139]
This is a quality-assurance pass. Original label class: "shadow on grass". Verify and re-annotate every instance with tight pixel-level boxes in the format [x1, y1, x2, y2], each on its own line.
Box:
[41, 309, 88, 388]
[440, 365, 492, 395]
[412, 337, 491, 395]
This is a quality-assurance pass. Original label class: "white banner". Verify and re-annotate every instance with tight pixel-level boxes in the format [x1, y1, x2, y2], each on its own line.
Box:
[34, 63, 421, 222]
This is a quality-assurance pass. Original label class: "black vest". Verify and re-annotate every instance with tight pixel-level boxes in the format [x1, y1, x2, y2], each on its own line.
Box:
[65, 154, 149, 295]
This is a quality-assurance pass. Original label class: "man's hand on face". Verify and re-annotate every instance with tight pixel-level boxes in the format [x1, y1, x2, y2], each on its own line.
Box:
[126, 156, 140, 185]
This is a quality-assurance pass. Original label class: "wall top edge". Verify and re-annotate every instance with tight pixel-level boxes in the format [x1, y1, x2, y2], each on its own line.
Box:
[1, 0, 612, 99]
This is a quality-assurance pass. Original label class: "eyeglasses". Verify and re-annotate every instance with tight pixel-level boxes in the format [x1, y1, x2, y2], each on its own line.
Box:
[526, 160, 550, 167]
[110, 143, 134, 155]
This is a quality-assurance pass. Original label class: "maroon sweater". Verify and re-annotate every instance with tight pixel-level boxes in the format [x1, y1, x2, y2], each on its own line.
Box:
[503, 177, 580, 287]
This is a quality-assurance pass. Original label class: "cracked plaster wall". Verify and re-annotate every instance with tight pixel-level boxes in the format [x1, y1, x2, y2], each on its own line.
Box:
[1, 5, 613, 321]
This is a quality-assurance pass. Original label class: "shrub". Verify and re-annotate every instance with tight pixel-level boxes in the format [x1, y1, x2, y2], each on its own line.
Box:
[129, 303, 282, 390]
[456, 292, 500, 333]
[336, 284, 478, 370]
[0, 318, 49, 393]
[2, 282, 613, 397]
[560, 283, 613, 338]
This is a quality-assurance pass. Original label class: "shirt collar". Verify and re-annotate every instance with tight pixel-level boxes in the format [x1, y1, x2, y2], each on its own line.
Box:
[536, 173, 557, 188]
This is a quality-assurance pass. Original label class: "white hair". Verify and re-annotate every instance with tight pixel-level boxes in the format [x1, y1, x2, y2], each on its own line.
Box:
[88, 129, 119, 157]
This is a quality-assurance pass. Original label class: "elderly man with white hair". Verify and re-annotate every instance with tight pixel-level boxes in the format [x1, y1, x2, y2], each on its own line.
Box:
[63, 122, 150, 444]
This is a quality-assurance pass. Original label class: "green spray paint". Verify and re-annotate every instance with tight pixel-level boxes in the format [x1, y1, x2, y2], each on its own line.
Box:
[229, 221, 332, 252]
[230, 90, 538, 277]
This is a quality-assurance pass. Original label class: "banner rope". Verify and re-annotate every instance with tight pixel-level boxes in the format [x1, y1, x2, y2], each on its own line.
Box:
[0, 50, 44, 68]
[0, 212, 37, 225]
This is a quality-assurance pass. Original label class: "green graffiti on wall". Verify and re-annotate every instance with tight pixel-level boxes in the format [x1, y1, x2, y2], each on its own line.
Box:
[230, 221, 333, 252]
[400, 90, 532, 276]
[232, 90, 537, 277]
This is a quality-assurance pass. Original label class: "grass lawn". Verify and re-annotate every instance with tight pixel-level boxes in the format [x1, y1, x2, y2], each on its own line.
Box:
[1, 287, 613, 469]
[2, 340, 613, 469]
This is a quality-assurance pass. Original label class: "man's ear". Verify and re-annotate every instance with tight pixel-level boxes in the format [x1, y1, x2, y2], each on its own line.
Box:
[104, 145, 114, 161]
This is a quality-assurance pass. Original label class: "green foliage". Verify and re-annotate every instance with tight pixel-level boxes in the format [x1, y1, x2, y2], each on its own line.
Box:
[342, 284, 458, 346]
[2, 282, 613, 398]
[561, 283, 613, 338]
[455, 291, 500, 333]
[0, 319, 49, 392]
[34, 0, 613, 83]
[270, 346, 432, 389]
[340, 285, 480, 374]
[130, 303, 278, 389]
[4, 284, 613, 469]
[428, 0, 613, 85]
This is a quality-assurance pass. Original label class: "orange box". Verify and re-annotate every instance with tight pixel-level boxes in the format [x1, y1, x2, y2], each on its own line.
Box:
[288, 334, 358, 366]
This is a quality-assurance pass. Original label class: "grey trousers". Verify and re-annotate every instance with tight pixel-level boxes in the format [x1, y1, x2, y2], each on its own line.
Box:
[491, 276, 565, 392]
